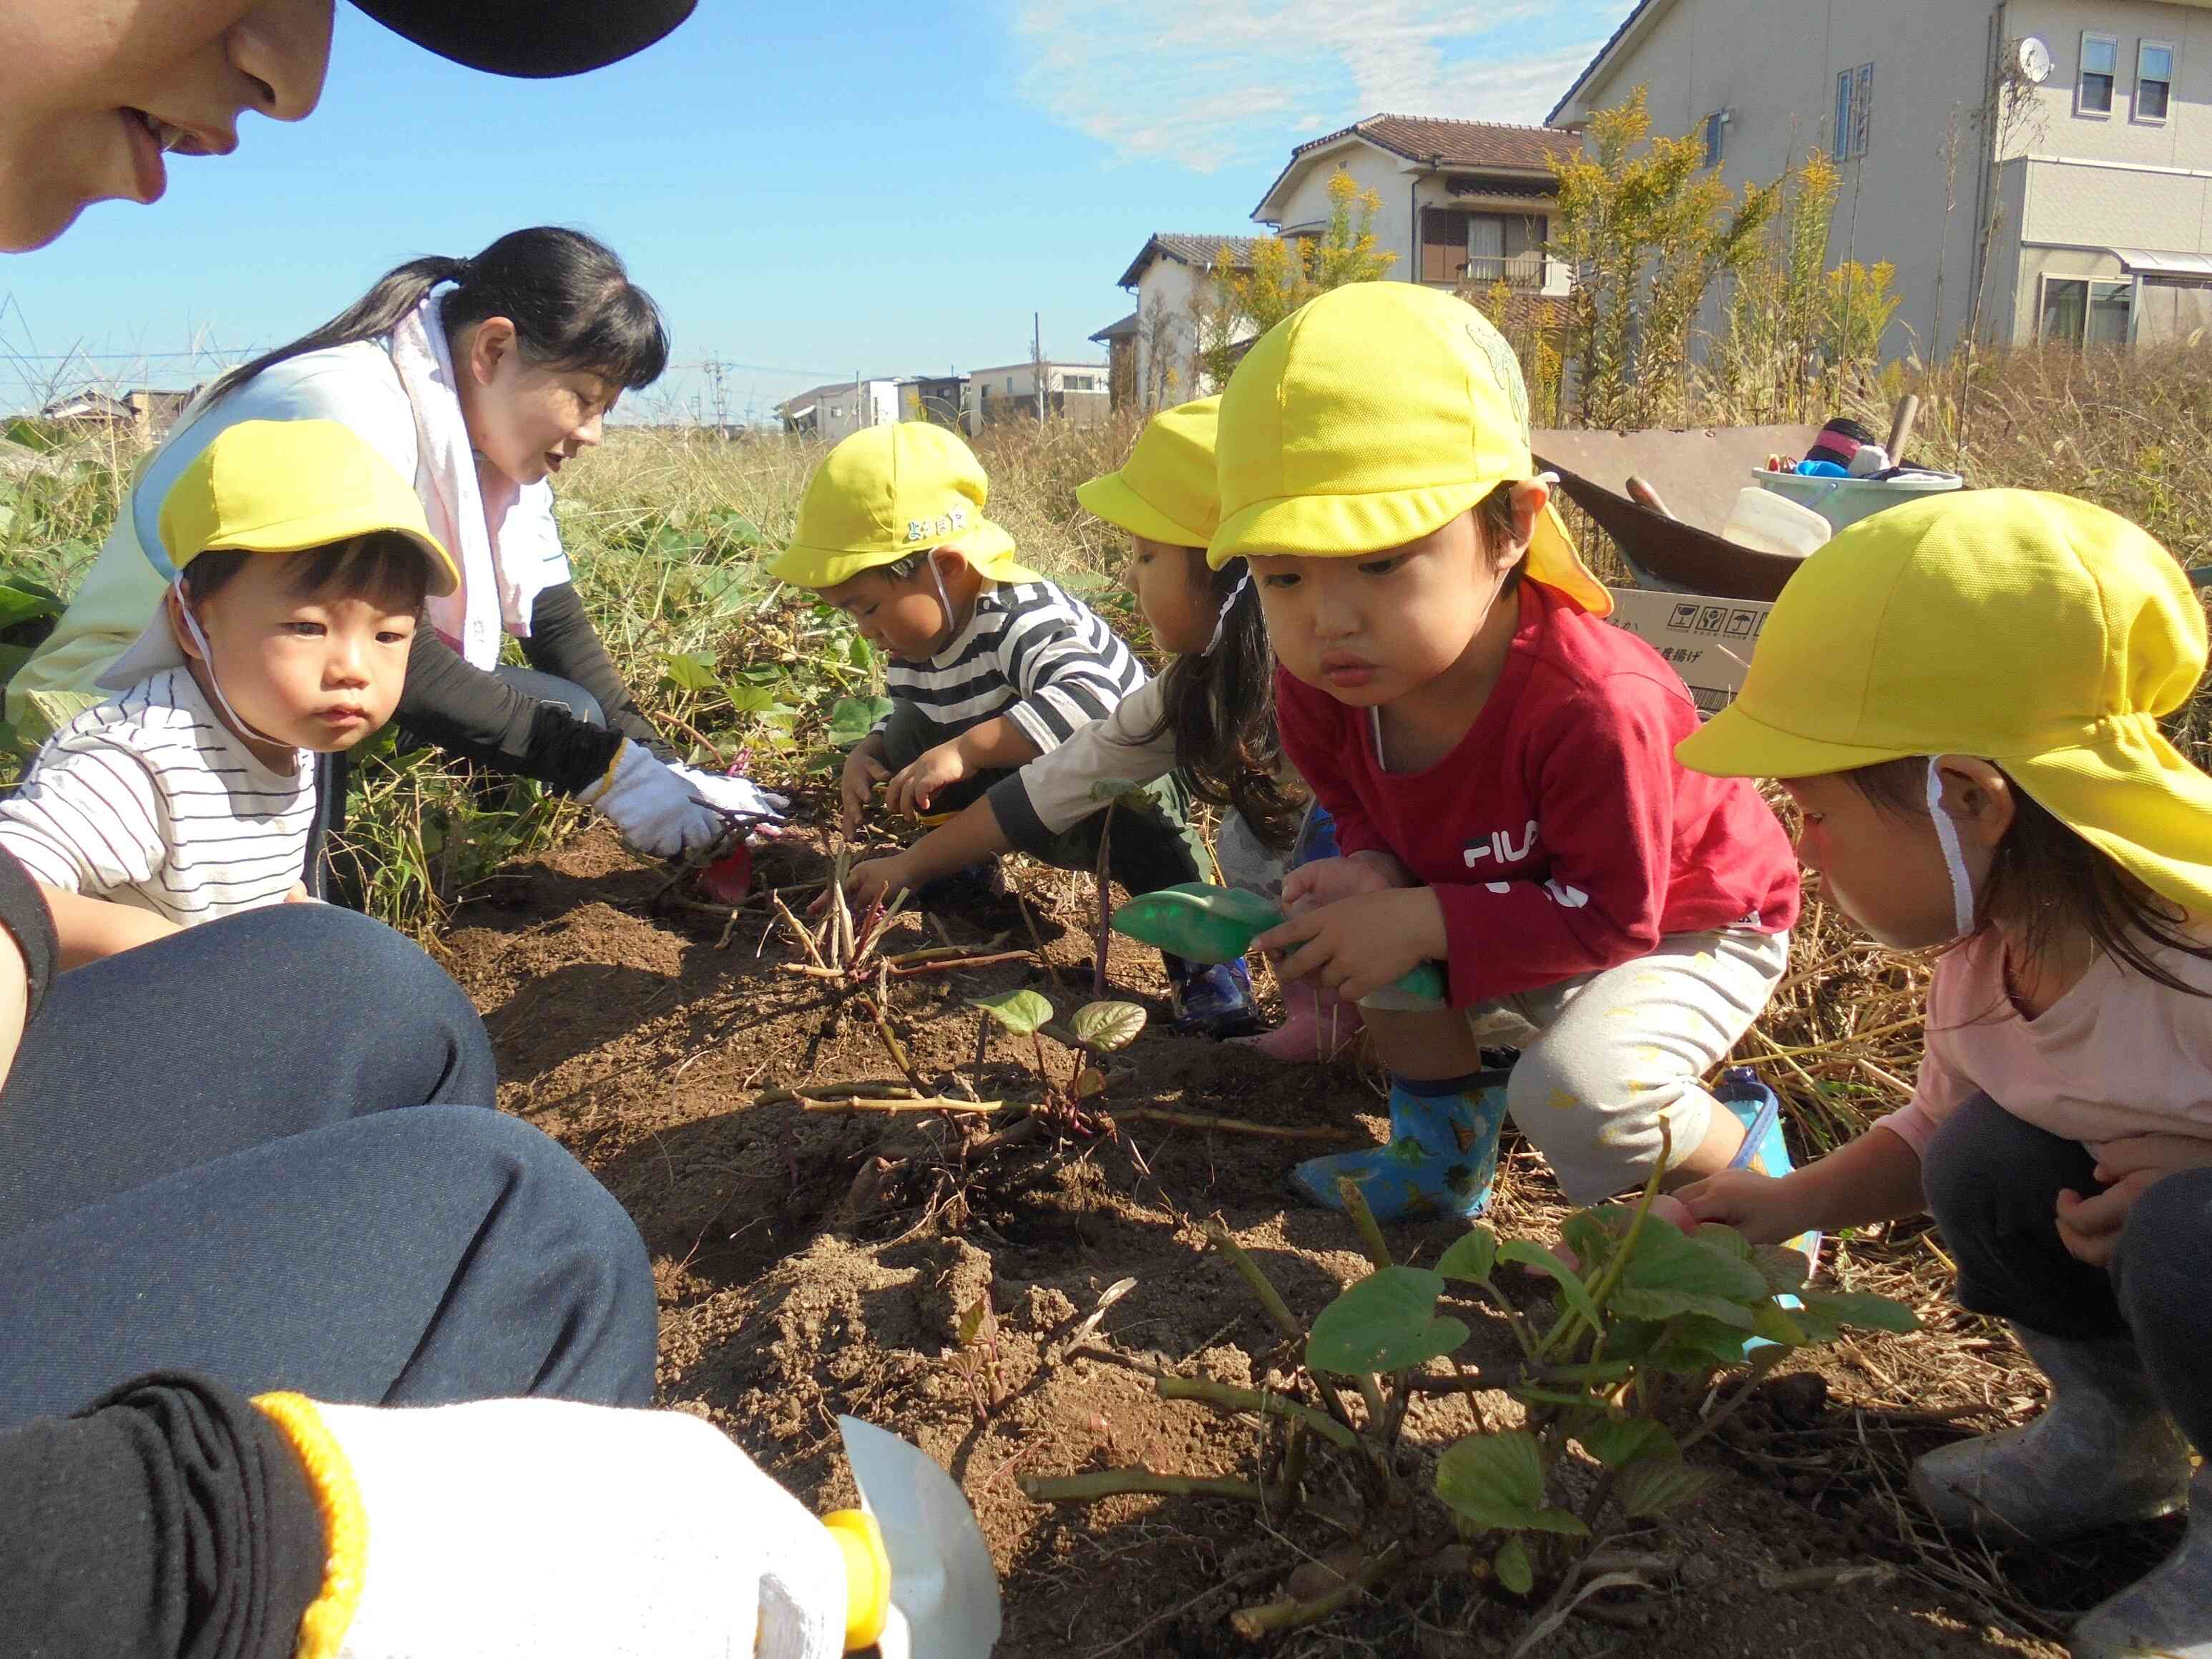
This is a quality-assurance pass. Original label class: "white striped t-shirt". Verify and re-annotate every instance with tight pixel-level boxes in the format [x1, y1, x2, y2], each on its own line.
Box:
[884, 580, 1147, 753]
[0, 668, 313, 925]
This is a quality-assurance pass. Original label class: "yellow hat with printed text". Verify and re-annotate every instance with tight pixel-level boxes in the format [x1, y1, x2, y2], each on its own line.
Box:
[1075, 396, 1220, 549]
[1678, 489, 2212, 915]
[770, 423, 1040, 589]
[1209, 283, 1609, 615]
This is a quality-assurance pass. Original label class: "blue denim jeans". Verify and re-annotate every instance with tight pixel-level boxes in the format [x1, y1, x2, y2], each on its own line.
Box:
[0, 904, 657, 1427]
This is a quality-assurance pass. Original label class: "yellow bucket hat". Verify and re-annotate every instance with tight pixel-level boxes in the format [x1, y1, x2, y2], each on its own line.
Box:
[1678, 489, 2212, 915]
[99, 419, 460, 690]
[1209, 283, 1610, 615]
[770, 424, 1041, 589]
[1075, 396, 1220, 549]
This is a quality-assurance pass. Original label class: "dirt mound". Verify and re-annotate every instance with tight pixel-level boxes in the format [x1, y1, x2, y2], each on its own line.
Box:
[439, 823, 2148, 1658]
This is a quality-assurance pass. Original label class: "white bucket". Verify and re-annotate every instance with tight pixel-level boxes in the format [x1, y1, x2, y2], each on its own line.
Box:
[1754, 467, 1963, 532]
[1721, 486, 1832, 560]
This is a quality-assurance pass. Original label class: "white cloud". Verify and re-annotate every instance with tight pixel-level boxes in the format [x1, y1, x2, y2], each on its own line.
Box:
[1014, 0, 1625, 172]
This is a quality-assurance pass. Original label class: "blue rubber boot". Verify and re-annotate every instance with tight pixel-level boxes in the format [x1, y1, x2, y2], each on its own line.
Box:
[1165, 954, 1258, 1037]
[1291, 1069, 1512, 1221]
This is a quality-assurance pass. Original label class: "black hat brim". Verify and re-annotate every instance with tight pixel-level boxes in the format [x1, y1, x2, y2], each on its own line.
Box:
[348, 0, 696, 78]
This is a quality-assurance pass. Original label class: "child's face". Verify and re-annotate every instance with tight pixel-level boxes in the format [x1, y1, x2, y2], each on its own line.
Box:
[1779, 772, 1985, 950]
[1250, 508, 1517, 708]
[179, 544, 418, 755]
[1122, 537, 1215, 655]
[822, 554, 964, 662]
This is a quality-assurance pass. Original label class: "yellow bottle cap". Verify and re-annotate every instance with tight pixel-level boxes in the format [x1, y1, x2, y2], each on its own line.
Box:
[821, 1508, 891, 1651]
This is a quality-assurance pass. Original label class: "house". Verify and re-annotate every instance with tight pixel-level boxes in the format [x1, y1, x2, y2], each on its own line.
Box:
[36, 385, 197, 439]
[962, 361, 1112, 434]
[897, 376, 967, 429]
[775, 378, 903, 436]
[1548, 0, 2212, 354]
[1089, 311, 1140, 411]
[1250, 114, 1577, 301]
[1110, 234, 1263, 412]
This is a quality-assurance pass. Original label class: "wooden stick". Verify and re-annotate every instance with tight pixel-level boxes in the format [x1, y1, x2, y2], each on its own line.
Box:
[755, 1081, 924, 1106]
[778, 948, 1039, 983]
[1886, 392, 1920, 459]
[1111, 1109, 1359, 1142]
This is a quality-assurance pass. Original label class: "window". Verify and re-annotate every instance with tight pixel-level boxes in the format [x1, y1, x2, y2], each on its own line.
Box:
[1419, 208, 1546, 285]
[1834, 62, 1873, 158]
[2079, 32, 2118, 115]
[1703, 109, 1728, 168]
[1065, 374, 1096, 391]
[2138, 40, 2175, 122]
[1005, 377, 1015, 393]
[2040, 275, 2133, 345]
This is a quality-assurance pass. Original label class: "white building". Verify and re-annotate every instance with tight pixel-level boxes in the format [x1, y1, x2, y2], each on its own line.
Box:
[775, 378, 903, 436]
[1549, 0, 2212, 353]
[961, 361, 1111, 434]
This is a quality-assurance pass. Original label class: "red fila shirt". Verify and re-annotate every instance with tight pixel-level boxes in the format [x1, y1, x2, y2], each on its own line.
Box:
[1276, 580, 1801, 1008]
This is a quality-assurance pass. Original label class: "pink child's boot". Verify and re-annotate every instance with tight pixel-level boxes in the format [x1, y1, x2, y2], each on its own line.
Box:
[1235, 966, 1363, 1062]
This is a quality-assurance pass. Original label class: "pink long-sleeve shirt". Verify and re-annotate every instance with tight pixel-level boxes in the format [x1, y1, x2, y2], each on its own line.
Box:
[1881, 927, 2212, 1158]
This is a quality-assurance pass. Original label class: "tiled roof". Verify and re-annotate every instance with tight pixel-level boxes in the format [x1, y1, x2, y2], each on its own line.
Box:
[1117, 233, 1263, 288]
[1089, 311, 1140, 343]
[1253, 114, 1575, 220]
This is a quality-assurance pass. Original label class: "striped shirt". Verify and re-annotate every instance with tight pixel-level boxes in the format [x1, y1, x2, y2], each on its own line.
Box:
[884, 581, 1147, 753]
[0, 668, 313, 926]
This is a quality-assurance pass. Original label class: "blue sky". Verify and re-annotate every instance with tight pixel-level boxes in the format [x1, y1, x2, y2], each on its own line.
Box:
[0, 0, 1628, 421]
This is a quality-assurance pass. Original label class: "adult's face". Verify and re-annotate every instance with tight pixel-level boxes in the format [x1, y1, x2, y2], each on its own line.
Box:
[0, 0, 332, 252]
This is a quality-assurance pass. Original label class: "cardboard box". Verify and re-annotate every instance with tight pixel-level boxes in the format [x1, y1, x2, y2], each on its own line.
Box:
[1602, 586, 1773, 718]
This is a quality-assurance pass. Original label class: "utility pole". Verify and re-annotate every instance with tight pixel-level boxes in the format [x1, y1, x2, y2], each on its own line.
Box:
[1032, 311, 1046, 426]
[853, 368, 863, 429]
[703, 358, 728, 438]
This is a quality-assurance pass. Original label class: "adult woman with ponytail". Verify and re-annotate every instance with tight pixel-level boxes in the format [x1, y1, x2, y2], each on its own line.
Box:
[15, 225, 775, 873]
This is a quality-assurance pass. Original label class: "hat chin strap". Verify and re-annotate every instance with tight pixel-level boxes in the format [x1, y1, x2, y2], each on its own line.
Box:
[174, 584, 291, 751]
[1200, 572, 1251, 658]
[1926, 758, 1978, 939]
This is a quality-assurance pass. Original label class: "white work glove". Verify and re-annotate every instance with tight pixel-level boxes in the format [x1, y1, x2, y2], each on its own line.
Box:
[670, 761, 791, 828]
[579, 740, 726, 859]
[302, 1397, 848, 1659]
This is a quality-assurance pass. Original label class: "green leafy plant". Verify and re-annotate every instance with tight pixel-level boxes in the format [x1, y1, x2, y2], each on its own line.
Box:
[1022, 1152, 1914, 1641]
[970, 987, 1147, 1132]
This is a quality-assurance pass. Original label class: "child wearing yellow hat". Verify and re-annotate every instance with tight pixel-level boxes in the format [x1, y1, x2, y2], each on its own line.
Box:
[1677, 490, 2212, 1655]
[1226, 284, 1802, 1221]
[772, 422, 1248, 1031]
[0, 420, 456, 954]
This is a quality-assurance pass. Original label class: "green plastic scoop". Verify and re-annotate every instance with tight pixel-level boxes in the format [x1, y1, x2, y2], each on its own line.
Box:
[1111, 882, 1448, 1008]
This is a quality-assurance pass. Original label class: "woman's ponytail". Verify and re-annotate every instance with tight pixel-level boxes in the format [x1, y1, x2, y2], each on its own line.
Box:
[1142, 556, 1304, 851]
[204, 227, 667, 408]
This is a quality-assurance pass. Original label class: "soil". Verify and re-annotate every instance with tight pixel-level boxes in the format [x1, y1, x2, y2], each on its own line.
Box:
[439, 821, 2170, 1659]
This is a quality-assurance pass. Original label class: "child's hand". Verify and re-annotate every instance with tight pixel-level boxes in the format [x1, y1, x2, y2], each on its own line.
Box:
[885, 742, 968, 820]
[2058, 1135, 2212, 1265]
[843, 853, 913, 911]
[840, 746, 891, 835]
[1256, 886, 1445, 1003]
[1279, 851, 1406, 916]
[1678, 1168, 1812, 1247]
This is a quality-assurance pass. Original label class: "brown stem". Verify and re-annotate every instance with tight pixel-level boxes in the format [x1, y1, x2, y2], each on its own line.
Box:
[1205, 1223, 1363, 1443]
[1109, 1110, 1358, 1143]
[1228, 1542, 1403, 1638]
[1016, 893, 1066, 990]
[1094, 801, 1115, 999]
[1675, 1348, 1784, 1458]
[770, 894, 829, 972]
[1336, 1177, 1394, 1271]
[800, 1095, 1003, 1115]
[858, 992, 925, 1090]
[1019, 1469, 1278, 1505]
[1155, 1376, 1361, 1451]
